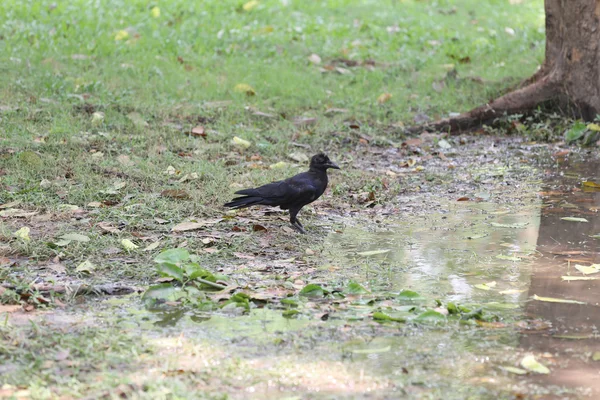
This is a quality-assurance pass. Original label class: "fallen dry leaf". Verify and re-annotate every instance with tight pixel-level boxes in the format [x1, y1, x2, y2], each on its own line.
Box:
[553, 150, 570, 158]
[127, 112, 148, 128]
[0, 200, 21, 209]
[403, 138, 423, 147]
[234, 252, 255, 259]
[242, 0, 259, 11]
[190, 125, 207, 138]
[161, 189, 191, 200]
[231, 136, 252, 149]
[97, 222, 120, 234]
[233, 83, 255, 96]
[377, 93, 392, 104]
[288, 152, 309, 163]
[47, 262, 66, 274]
[251, 110, 276, 119]
[270, 161, 288, 169]
[114, 29, 129, 41]
[293, 117, 317, 127]
[0, 305, 22, 313]
[0, 209, 38, 218]
[144, 241, 161, 252]
[121, 239, 139, 250]
[308, 53, 321, 64]
[14, 227, 31, 241]
[583, 181, 600, 189]
[324, 108, 348, 115]
[117, 154, 134, 167]
[172, 219, 223, 232]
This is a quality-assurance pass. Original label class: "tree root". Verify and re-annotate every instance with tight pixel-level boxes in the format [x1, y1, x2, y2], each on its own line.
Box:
[407, 73, 559, 135]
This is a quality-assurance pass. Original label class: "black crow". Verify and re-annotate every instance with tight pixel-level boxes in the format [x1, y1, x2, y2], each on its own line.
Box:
[224, 153, 340, 233]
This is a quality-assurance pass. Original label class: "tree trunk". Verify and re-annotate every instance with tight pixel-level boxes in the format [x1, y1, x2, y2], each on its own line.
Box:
[414, 0, 600, 134]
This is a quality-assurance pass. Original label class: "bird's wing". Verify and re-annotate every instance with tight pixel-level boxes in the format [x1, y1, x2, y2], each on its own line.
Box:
[255, 173, 318, 206]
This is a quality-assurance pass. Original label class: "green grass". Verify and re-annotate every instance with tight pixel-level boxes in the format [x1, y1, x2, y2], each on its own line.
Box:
[0, 0, 545, 129]
[0, 0, 545, 254]
[0, 1, 557, 398]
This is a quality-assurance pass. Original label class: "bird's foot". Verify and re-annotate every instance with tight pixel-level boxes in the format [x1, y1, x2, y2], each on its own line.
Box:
[291, 221, 307, 234]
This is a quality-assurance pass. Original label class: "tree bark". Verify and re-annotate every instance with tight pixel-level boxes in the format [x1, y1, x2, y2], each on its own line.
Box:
[413, 0, 600, 134]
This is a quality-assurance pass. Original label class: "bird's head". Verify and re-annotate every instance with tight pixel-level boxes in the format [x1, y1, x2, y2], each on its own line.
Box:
[310, 153, 340, 171]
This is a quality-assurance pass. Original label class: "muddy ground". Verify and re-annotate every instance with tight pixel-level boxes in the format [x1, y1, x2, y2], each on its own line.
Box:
[2, 134, 600, 399]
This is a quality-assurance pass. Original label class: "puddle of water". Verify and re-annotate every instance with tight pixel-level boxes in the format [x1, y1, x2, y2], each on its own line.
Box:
[325, 201, 540, 305]
[8, 158, 598, 399]
[322, 158, 600, 396]
[109, 158, 595, 397]
[521, 159, 600, 393]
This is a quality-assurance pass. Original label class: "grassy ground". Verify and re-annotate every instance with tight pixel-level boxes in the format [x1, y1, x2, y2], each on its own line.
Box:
[0, 0, 545, 270]
[0, 0, 575, 399]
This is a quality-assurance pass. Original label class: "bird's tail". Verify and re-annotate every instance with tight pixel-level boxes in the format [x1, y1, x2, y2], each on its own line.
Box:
[223, 195, 264, 209]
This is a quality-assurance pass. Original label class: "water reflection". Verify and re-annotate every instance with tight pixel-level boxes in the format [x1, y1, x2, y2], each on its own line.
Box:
[324, 158, 600, 395]
[325, 195, 541, 306]
[521, 159, 600, 393]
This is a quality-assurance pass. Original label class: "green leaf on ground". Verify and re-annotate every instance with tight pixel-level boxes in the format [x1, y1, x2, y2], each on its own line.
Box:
[356, 249, 391, 256]
[554, 334, 593, 340]
[520, 355, 550, 374]
[574, 264, 600, 275]
[447, 302, 459, 314]
[346, 281, 369, 294]
[499, 289, 527, 295]
[222, 293, 251, 311]
[299, 284, 325, 298]
[187, 265, 216, 282]
[282, 309, 300, 318]
[155, 248, 190, 264]
[14, 227, 31, 241]
[561, 217, 588, 223]
[142, 284, 181, 303]
[157, 263, 184, 282]
[561, 276, 600, 281]
[121, 239, 138, 250]
[76, 259, 96, 274]
[397, 290, 422, 300]
[491, 222, 528, 228]
[415, 310, 446, 322]
[532, 294, 586, 305]
[565, 121, 587, 143]
[373, 312, 405, 323]
[461, 308, 484, 320]
[501, 366, 528, 375]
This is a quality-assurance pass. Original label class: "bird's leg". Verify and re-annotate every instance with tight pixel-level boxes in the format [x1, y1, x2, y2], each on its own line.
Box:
[289, 209, 306, 234]
[291, 221, 306, 234]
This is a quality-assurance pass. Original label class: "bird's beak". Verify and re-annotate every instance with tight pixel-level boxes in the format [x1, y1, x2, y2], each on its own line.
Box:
[326, 162, 340, 170]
